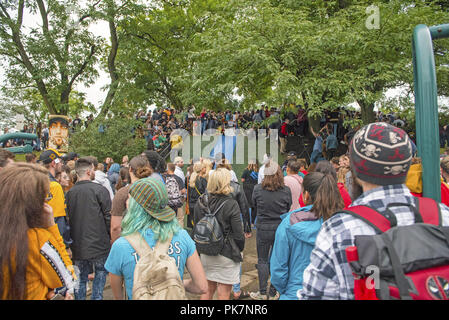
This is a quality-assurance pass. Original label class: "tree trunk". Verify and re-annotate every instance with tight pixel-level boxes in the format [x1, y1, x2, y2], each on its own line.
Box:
[99, 5, 119, 118]
[358, 100, 376, 125]
[308, 115, 321, 134]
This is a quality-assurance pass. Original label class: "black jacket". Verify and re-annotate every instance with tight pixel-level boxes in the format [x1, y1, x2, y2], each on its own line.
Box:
[194, 194, 245, 262]
[187, 176, 207, 207]
[252, 185, 292, 227]
[66, 180, 112, 260]
[230, 181, 251, 233]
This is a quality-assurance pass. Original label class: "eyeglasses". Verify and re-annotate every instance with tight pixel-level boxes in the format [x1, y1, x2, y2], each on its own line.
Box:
[45, 192, 53, 202]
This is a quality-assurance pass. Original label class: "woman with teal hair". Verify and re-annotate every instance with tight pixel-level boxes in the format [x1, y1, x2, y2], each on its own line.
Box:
[105, 177, 208, 299]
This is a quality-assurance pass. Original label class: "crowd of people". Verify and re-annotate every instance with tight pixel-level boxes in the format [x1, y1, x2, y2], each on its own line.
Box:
[2, 107, 448, 301]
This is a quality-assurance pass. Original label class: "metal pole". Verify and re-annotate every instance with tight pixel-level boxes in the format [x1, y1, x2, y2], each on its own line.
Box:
[412, 24, 441, 201]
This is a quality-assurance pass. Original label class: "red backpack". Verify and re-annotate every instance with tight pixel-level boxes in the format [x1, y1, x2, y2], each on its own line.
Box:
[343, 197, 449, 300]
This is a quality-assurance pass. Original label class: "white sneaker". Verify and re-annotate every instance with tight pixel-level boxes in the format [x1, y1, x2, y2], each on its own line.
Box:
[249, 291, 267, 300]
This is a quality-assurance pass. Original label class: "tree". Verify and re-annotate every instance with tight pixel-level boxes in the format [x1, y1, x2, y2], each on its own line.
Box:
[186, 0, 449, 124]
[0, 0, 103, 115]
[69, 116, 146, 163]
[114, 0, 226, 112]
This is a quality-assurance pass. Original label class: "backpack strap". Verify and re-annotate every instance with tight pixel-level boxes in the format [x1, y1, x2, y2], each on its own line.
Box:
[126, 232, 174, 257]
[125, 232, 152, 258]
[415, 197, 442, 226]
[154, 235, 173, 256]
[340, 206, 394, 234]
[210, 200, 229, 216]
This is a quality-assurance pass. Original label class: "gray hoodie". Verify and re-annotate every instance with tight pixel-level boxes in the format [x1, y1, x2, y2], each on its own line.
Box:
[94, 170, 114, 201]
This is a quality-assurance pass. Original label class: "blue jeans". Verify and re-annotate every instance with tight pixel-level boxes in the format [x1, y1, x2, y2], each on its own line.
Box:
[310, 149, 324, 164]
[74, 256, 108, 300]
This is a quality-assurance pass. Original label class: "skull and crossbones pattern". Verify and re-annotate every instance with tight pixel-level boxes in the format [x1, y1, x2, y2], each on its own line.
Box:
[361, 143, 381, 158]
[389, 131, 402, 144]
[354, 127, 367, 144]
[384, 164, 408, 175]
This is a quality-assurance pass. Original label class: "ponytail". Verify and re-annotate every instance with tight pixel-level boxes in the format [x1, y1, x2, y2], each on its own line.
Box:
[303, 172, 344, 221]
[189, 162, 204, 187]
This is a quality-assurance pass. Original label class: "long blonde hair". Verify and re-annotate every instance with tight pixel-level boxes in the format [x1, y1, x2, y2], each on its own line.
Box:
[189, 162, 204, 187]
[337, 166, 350, 186]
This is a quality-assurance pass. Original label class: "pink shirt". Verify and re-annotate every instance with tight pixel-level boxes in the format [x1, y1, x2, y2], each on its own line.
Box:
[284, 174, 303, 212]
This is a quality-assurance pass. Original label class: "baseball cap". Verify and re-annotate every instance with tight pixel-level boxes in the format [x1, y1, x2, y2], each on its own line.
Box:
[39, 149, 62, 165]
[63, 152, 79, 162]
[129, 177, 176, 222]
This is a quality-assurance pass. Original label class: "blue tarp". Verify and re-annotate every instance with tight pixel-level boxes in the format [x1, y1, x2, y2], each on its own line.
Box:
[210, 134, 237, 162]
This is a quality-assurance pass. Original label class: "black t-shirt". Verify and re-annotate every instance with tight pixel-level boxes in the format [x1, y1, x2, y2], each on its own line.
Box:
[241, 169, 258, 185]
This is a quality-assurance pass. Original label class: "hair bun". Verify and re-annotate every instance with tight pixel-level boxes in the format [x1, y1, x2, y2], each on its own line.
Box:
[135, 167, 153, 179]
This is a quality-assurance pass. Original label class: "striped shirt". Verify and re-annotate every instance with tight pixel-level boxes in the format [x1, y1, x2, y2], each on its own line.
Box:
[299, 184, 449, 300]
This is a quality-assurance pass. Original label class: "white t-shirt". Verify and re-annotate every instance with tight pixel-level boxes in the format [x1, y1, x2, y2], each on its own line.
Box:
[258, 165, 266, 184]
[174, 166, 185, 185]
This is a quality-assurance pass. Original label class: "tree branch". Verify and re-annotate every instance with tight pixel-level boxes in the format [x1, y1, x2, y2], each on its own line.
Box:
[132, 32, 168, 54]
[68, 44, 96, 90]
[17, 0, 24, 28]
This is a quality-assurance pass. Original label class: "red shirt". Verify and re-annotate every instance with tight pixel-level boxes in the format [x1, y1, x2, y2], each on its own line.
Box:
[281, 123, 289, 136]
[338, 183, 352, 207]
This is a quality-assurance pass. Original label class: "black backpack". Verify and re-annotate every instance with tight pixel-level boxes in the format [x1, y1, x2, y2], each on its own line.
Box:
[344, 197, 449, 300]
[193, 195, 228, 256]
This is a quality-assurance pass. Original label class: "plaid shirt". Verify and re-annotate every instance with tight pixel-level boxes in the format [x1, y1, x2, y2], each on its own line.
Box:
[299, 184, 449, 300]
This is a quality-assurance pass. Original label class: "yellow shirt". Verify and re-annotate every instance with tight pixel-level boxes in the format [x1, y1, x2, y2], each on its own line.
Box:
[48, 181, 66, 218]
[2, 225, 76, 300]
[170, 134, 183, 149]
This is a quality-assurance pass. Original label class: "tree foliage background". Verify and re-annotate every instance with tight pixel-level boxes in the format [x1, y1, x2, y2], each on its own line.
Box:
[69, 116, 146, 162]
[0, 0, 448, 126]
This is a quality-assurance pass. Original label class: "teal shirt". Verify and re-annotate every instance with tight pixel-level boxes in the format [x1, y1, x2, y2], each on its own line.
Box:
[105, 228, 196, 299]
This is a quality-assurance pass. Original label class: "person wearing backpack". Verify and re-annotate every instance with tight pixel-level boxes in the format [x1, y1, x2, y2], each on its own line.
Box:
[270, 171, 344, 300]
[193, 168, 245, 300]
[299, 122, 449, 300]
[164, 163, 186, 227]
[105, 178, 208, 300]
[186, 162, 207, 229]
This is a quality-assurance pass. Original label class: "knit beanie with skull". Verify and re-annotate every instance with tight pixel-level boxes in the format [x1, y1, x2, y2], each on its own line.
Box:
[349, 122, 413, 186]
